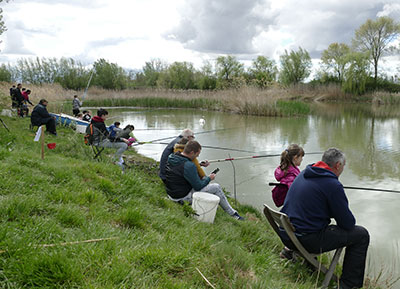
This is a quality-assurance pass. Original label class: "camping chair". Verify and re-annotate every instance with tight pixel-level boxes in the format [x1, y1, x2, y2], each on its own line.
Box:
[91, 145, 104, 160]
[263, 204, 343, 289]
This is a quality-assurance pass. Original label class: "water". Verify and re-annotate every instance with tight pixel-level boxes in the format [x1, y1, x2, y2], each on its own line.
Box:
[109, 105, 400, 287]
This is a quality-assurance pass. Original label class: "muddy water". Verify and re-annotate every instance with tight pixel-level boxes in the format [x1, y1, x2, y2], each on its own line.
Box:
[109, 105, 400, 287]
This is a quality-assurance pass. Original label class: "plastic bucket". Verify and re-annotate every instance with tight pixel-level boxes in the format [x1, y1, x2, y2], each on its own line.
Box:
[192, 192, 220, 223]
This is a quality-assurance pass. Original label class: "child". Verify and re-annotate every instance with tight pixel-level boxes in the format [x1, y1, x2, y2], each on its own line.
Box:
[117, 125, 138, 146]
[272, 144, 304, 207]
[272, 144, 304, 260]
[108, 122, 121, 142]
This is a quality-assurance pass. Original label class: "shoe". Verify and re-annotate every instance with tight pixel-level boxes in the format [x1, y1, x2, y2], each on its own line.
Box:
[232, 212, 244, 220]
[280, 247, 294, 260]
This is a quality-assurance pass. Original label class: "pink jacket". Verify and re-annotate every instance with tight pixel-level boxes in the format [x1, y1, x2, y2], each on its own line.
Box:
[271, 165, 300, 207]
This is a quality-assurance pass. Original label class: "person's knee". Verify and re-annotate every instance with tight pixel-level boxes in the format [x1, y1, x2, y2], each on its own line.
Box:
[355, 225, 370, 245]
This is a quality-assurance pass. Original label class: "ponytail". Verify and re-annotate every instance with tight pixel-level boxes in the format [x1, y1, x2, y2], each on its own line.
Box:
[279, 144, 305, 172]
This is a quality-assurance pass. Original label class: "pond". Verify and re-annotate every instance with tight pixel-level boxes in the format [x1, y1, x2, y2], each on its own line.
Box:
[106, 104, 400, 287]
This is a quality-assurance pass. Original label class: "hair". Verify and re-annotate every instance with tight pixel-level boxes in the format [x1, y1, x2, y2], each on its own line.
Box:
[22, 87, 26, 91]
[181, 128, 194, 138]
[123, 124, 134, 130]
[77, 113, 83, 117]
[279, 144, 305, 172]
[39, 99, 48, 105]
[183, 140, 201, 154]
[26, 89, 31, 94]
[114, 121, 121, 126]
[74, 95, 78, 98]
[82, 110, 88, 114]
[97, 108, 108, 117]
[322, 148, 345, 168]
[177, 137, 189, 145]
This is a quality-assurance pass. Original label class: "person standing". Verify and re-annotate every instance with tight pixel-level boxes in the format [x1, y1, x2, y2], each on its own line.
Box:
[280, 148, 369, 289]
[72, 95, 82, 117]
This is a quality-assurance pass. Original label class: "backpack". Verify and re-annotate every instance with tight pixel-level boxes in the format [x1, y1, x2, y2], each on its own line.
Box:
[84, 124, 94, 145]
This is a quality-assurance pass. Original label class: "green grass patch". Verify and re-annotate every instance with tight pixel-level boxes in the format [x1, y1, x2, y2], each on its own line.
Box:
[276, 100, 311, 116]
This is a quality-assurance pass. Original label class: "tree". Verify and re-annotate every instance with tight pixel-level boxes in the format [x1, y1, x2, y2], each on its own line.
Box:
[0, 63, 11, 81]
[93, 58, 128, 90]
[157, 61, 196, 89]
[352, 16, 400, 86]
[142, 59, 166, 88]
[0, 1, 10, 40]
[342, 52, 370, 95]
[321, 43, 351, 82]
[279, 47, 312, 85]
[215, 55, 244, 88]
[196, 60, 217, 90]
[248, 56, 278, 88]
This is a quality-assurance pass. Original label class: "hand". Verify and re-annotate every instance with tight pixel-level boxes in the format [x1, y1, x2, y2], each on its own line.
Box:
[200, 160, 210, 167]
[209, 173, 216, 180]
[122, 138, 129, 144]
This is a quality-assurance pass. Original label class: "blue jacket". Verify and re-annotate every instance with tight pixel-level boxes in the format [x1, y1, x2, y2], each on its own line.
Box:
[281, 163, 355, 233]
[165, 152, 210, 199]
[159, 135, 182, 181]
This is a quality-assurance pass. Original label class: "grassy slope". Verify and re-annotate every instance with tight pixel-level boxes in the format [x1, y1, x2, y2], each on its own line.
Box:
[0, 115, 329, 289]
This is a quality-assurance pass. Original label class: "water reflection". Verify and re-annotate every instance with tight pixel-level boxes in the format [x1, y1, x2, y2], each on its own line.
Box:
[109, 104, 400, 287]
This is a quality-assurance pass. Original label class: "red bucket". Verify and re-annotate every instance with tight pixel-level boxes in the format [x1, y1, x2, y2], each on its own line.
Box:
[47, 143, 56, 149]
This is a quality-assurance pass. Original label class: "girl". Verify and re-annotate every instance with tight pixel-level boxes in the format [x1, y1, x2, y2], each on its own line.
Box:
[272, 144, 304, 207]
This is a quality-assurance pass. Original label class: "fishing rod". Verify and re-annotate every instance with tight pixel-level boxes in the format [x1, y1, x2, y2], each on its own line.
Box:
[0, 118, 10, 132]
[268, 182, 400, 194]
[157, 142, 255, 153]
[82, 69, 95, 102]
[137, 127, 239, 145]
[207, 152, 324, 163]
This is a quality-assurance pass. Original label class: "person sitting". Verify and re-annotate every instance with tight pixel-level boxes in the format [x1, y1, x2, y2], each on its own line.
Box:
[173, 137, 209, 179]
[280, 148, 369, 289]
[82, 110, 92, 122]
[90, 109, 128, 168]
[108, 121, 122, 142]
[165, 140, 244, 220]
[31, 99, 57, 136]
[116, 124, 139, 146]
[159, 128, 195, 183]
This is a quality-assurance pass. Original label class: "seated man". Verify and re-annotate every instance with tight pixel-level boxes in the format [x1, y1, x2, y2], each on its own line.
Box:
[159, 128, 195, 183]
[280, 148, 369, 289]
[165, 140, 244, 220]
[31, 99, 57, 135]
[90, 109, 128, 168]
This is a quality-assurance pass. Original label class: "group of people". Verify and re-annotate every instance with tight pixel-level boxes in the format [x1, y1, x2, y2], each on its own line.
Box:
[158, 129, 244, 221]
[272, 145, 369, 289]
[10, 84, 34, 117]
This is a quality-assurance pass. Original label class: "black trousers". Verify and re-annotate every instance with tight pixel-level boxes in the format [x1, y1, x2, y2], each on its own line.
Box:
[72, 108, 80, 116]
[280, 225, 369, 289]
[33, 118, 57, 135]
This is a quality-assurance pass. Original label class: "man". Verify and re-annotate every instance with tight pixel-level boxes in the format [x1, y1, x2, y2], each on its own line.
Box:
[12, 83, 24, 113]
[165, 140, 244, 220]
[90, 109, 128, 168]
[159, 128, 196, 183]
[280, 148, 369, 289]
[31, 99, 57, 135]
[72, 95, 82, 117]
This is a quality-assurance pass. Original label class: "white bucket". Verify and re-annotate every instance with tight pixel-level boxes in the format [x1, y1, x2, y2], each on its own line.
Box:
[76, 124, 87, 134]
[192, 192, 220, 223]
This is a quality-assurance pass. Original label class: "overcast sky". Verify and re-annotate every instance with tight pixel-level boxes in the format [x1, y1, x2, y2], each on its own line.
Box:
[0, 0, 399, 74]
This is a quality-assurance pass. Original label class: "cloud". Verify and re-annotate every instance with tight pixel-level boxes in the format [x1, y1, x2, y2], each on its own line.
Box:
[166, 0, 275, 55]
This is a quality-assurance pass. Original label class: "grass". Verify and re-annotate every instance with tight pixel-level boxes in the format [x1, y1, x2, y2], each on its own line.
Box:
[0, 113, 387, 288]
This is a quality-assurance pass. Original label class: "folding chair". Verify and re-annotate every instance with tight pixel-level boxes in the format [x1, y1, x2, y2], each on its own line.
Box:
[263, 204, 343, 289]
[91, 145, 104, 160]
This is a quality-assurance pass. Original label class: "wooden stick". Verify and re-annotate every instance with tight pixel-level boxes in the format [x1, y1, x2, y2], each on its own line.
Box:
[0, 237, 119, 254]
[195, 267, 216, 289]
[41, 125, 45, 159]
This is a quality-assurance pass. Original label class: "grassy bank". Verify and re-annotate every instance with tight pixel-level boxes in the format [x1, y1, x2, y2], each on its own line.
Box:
[0, 115, 385, 288]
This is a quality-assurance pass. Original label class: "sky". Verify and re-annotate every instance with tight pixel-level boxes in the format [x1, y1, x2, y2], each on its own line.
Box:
[0, 0, 400, 75]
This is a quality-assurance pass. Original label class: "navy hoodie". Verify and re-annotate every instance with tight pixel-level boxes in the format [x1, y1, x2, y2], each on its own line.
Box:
[281, 163, 355, 233]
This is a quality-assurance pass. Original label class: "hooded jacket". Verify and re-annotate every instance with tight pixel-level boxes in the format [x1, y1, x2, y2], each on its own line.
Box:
[159, 135, 182, 181]
[281, 162, 355, 233]
[90, 116, 109, 144]
[31, 104, 52, 126]
[165, 152, 211, 199]
[271, 165, 300, 207]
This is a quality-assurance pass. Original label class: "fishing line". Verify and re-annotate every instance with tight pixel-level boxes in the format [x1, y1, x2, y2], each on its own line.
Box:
[228, 153, 237, 206]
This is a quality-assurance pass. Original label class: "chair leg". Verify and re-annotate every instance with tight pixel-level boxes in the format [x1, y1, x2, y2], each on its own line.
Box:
[321, 248, 343, 289]
[92, 146, 104, 160]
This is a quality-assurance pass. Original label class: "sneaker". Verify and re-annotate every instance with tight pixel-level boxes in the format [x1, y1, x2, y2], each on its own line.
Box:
[280, 247, 294, 260]
[232, 212, 244, 220]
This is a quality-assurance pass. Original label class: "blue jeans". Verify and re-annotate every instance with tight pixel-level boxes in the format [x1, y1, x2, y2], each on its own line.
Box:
[98, 139, 128, 160]
[280, 225, 369, 288]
